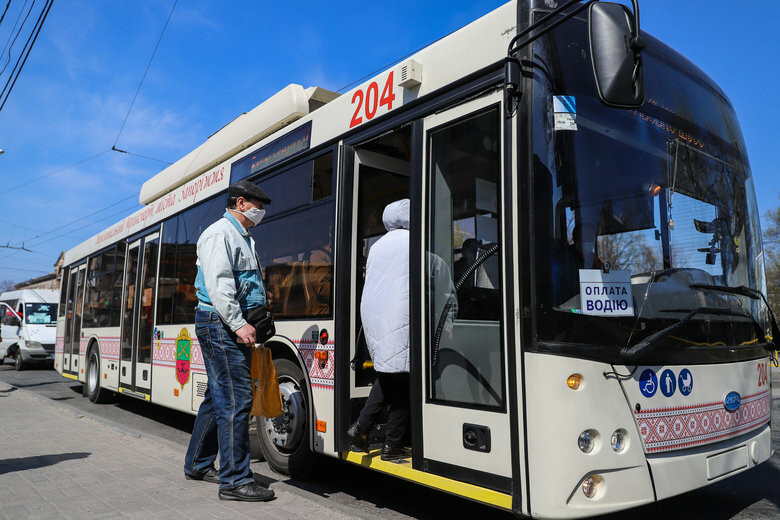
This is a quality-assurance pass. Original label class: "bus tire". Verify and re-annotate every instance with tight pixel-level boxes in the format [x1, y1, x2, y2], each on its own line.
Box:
[255, 358, 316, 478]
[86, 348, 111, 404]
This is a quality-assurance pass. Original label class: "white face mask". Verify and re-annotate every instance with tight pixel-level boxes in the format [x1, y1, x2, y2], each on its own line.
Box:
[241, 207, 266, 225]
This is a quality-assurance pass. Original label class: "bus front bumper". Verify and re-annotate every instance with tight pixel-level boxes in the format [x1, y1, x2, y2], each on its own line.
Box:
[647, 424, 772, 501]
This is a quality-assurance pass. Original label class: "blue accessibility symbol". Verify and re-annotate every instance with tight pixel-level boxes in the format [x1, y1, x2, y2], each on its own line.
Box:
[660, 369, 676, 397]
[678, 369, 693, 396]
[639, 369, 657, 398]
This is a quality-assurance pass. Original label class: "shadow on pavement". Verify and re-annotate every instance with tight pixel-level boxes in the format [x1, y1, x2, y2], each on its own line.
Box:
[0, 452, 91, 476]
[281, 456, 515, 519]
[0, 387, 17, 395]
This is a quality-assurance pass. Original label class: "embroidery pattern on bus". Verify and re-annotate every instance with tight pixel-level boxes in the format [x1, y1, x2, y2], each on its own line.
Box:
[635, 389, 771, 453]
[297, 338, 334, 389]
[99, 337, 120, 361]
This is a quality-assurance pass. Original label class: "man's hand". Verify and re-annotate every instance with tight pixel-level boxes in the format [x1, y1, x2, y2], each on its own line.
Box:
[236, 323, 257, 346]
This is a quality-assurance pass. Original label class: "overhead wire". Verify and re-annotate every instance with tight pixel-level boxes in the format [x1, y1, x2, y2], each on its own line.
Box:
[0, 0, 33, 77]
[0, 0, 27, 60]
[113, 0, 178, 148]
[0, 0, 52, 112]
[0, 1, 12, 27]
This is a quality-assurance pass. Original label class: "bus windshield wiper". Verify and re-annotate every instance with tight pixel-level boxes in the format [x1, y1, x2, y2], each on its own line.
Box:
[690, 283, 780, 351]
[619, 307, 752, 364]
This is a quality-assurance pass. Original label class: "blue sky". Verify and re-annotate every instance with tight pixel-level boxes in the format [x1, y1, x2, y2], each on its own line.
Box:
[0, 0, 777, 284]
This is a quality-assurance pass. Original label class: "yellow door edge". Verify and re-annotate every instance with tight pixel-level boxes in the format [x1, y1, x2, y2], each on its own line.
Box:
[341, 450, 513, 510]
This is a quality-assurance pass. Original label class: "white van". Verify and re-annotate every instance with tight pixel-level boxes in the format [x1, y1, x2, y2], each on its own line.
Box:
[1, 289, 59, 370]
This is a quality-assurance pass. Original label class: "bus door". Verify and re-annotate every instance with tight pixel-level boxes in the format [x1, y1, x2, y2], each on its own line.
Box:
[419, 92, 513, 487]
[342, 125, 411, 440]
[119, 232, 159, 399]
[63, 263, 86, 376]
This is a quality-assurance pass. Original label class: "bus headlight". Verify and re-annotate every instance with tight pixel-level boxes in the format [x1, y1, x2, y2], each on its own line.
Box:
[610, 429, 628, 452]
[578, 430, 597, 453]
[25, 341, 44, 350]
[582, 475, 603, 498]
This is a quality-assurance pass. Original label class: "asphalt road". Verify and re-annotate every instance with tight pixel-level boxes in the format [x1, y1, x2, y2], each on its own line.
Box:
[1, 358, 778, 520]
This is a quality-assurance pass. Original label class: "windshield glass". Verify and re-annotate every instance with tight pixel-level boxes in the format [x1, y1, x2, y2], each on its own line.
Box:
[531, 16, 765, 352]
[25, 303, 58, 324]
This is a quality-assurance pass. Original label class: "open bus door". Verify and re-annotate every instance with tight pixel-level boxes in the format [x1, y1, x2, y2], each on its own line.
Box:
[337, 91, 517, 500]
[339, 125, 412, 441]
[417, 91, 513, 491]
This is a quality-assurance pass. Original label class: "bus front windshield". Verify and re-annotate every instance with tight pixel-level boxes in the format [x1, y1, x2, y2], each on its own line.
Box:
[531, 18, 766, 354]
[25, 303, 58, 325]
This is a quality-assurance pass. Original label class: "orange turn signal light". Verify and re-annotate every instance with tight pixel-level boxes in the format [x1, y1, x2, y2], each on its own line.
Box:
[567, 374, 583, 390]
[314, 350, 328, 360]
[104, 373, 107, 379]
[174, 388, 179, 397]
[316, 420, 326, 432]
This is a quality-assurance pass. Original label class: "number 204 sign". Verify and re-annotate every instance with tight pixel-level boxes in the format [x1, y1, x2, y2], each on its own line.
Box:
[349, 71, 398, 129]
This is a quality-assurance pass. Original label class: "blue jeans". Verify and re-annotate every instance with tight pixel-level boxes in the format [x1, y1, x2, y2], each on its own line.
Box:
[184, 309, 254, 490]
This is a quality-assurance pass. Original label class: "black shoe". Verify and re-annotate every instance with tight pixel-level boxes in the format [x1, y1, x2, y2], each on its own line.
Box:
[219, 482, 275, 502]
[380, 444, 411, 461]
[185, 467, 219, 484]
[347, 422, 370, 452]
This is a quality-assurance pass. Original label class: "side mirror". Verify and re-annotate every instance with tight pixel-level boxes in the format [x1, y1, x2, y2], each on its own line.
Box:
[588, 2, 644, 108]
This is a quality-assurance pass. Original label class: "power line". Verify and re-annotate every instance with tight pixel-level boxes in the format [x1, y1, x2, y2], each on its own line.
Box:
[0, 150, 109, 195]
[0, 0, 34, 77]
[0, 196, 140, 263]
[113, 0, 178, 148]
[0, 0, 28, 60]
[0, 0, 52, 112]
[0, 1, 12, 27]
[0, 265, 48, 273]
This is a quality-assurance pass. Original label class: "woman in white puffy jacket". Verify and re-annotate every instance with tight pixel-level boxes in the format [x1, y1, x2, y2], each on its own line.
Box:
[347, 199, 411, 461]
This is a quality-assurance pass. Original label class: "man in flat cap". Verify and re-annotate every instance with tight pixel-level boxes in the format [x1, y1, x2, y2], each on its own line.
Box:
[184, 180, 275, 502]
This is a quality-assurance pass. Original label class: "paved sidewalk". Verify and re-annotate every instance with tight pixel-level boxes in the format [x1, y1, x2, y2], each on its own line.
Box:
[0, 381, 356, 520]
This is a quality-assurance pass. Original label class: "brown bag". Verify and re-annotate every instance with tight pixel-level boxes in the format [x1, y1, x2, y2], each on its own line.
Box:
[250, 346, 284, 418]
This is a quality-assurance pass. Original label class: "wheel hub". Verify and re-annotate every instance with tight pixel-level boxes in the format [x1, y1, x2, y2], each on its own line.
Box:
[264, 380, 305, 451]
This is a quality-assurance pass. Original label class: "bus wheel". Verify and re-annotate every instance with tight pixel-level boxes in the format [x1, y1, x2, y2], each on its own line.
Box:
[14, 351, 25, 371]
[256, 358, 316, 478]
[86, 349, 111, 404]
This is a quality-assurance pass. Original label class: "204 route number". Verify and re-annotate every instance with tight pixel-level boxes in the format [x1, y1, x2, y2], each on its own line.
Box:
[350, 72, 396, 128]
[757, 361, 768, 387]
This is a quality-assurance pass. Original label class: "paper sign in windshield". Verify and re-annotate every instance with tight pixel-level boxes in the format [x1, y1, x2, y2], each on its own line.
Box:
[579, 269, 634, 316]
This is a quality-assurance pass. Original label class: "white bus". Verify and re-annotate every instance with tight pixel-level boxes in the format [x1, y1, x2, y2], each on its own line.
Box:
[55, 1, 775, 517]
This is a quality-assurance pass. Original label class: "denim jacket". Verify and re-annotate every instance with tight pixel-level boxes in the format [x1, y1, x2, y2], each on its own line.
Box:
[194, 211, 266, 332]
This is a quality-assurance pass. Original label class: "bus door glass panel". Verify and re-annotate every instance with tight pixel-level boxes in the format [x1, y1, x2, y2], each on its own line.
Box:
[120, 240, 141, 387]
[348, 126, 411, 399]
[67, 265, 86, 374]
[135, 233, 159, 390]
[422, 94, 511, 479]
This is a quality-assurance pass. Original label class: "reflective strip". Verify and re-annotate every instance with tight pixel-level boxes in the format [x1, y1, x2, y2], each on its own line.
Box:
[341, 451, 512, 510]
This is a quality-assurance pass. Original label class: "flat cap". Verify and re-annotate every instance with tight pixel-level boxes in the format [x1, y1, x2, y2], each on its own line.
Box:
[228, 180, 271, 204]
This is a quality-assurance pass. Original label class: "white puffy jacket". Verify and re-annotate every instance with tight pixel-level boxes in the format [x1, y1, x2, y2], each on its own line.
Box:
[360, 200, 410, 373]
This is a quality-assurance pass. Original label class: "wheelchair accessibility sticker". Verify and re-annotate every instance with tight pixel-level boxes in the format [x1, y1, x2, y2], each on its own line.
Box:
[639, 369, 657, 397]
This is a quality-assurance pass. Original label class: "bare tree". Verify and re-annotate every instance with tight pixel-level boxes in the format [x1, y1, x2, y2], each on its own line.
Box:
[597, 232, 662, 273]
[0, 280, 17, 293]
[763, 198, 780, 309]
